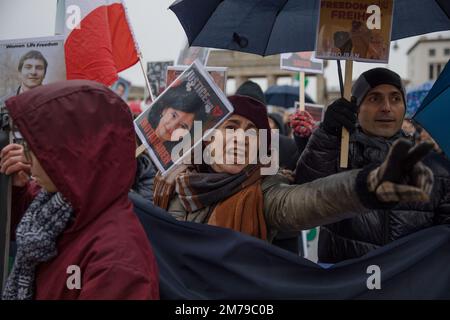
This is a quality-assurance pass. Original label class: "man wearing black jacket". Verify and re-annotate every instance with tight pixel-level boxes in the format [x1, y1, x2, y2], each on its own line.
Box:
[296, 68, 450, 263]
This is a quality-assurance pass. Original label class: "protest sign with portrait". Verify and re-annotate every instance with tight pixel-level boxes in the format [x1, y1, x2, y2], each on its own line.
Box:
[111, 77, 131, 101]
[0, 36, 66, 104]
[135, 61, 234, 174]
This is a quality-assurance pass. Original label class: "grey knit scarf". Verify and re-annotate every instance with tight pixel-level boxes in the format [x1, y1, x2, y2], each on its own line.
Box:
[2, 191, 73, 300]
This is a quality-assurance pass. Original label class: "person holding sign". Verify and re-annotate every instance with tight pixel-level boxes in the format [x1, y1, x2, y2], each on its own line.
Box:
[153, 94, 435, 244]
[0, 81, 159, 300]
[296, 68, 450, 263]
[236, 80, 302, 172]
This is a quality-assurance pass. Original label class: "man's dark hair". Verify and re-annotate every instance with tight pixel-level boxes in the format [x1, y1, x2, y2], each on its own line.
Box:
[18, 50, 48, 75]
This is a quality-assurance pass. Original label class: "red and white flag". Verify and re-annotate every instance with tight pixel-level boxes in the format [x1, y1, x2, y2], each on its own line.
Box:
[64, 0, 139, 86]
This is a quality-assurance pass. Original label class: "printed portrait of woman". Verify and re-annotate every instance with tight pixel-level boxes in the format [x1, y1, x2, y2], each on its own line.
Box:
[148, 80, 207, 148]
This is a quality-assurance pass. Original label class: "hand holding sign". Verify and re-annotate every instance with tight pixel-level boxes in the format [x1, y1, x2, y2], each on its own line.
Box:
[321, 98, 358, 135]
[0, 144, 30, 187]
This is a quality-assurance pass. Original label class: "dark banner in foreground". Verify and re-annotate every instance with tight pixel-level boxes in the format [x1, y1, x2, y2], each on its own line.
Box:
[130, 193, 450, 300]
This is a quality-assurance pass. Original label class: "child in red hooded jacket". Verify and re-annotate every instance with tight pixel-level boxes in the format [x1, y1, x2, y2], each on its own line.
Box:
[0, 80, 159, 300]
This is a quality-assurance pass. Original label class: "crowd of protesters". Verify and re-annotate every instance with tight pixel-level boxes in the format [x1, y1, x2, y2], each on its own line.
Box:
[1, 67, 450, 300]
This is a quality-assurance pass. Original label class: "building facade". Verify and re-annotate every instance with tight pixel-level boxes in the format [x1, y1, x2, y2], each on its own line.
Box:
[407, 37, 450, 87]
[208, 50, 328, 104]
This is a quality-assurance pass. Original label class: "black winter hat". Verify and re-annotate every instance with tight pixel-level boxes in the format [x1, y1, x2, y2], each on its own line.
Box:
[352, 68, 406, 107]
[235, 80, 267, 105]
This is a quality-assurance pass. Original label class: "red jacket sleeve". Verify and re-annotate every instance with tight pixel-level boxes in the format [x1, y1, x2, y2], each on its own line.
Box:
[11, 181, 41, 239]
[78, 263, 159, 300]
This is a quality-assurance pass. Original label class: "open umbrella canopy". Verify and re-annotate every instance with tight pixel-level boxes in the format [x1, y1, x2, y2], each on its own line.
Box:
[265, 85, 315, 109]
[170, 0, 450, 56]
[406, 81, 435, 119]
[436, 0, 450, 19]
[414, 60, 450, 156]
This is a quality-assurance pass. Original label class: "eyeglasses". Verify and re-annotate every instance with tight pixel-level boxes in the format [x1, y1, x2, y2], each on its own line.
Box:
[11, 124, 32, 163]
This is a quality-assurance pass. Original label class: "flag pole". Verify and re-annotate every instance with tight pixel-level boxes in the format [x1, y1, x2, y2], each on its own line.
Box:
[121, 0, 155, 103]
[138, 54, 155, 103]
[135, 56, 154, 158]
[121, 0, 153, 158]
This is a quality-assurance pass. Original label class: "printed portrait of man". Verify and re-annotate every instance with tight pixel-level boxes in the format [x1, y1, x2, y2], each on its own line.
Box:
[17, 50, 48, 94]
[1, 50, 48, 104]
[114, 82, 126, 98]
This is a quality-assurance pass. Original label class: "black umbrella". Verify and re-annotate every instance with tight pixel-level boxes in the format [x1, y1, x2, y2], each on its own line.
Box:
[436, 0, 450, 19]
[170, 0, 450, 56]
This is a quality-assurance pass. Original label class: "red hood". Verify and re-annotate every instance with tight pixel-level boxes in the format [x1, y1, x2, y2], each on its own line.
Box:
[6, 80, 137, 232]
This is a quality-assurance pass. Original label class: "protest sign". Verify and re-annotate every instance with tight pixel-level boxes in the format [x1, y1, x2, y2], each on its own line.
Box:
[296, 101, 325, 124]
[0, 36, 66, 104]
[315, 0, 394, 63]
[176, 43, 210, 67]
[280, 52, 324, 74]
[166, 66, 227, 93]
[146, 61, 174, 99]
[135, 61, 233, 174]
[111, 77, 132, 101]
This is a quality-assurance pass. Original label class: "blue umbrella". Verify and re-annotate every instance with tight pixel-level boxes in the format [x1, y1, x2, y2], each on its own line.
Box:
[413, 60, 450, 156]
[406, 81, 435, 119]
[265, 85, 314, 109]
[170, 0, 450, 56]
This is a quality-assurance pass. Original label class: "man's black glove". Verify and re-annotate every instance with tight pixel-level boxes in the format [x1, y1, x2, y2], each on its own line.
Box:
[368, 139, 434, 203]
[321, 98, 358, 136]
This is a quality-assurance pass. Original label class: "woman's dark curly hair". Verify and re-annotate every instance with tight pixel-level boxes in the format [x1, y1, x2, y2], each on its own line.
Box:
[148, 80, 208, 128]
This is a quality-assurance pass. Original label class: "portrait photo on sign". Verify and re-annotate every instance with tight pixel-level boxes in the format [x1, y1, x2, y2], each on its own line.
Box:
[135, 61, 234, 174]
[0, 36, 66, 103]
[111, 77, 131, 101]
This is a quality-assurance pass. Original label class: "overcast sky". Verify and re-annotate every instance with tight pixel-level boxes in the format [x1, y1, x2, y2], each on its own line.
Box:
[1, 0, 449, 95]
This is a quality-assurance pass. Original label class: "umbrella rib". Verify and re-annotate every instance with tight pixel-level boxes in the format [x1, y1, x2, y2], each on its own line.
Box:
[262, 0, 290, 56]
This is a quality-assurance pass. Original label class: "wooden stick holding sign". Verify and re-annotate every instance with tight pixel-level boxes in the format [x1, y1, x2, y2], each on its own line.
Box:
[136, 144, 146, 158]
[299, 72, 306, 112]
[340, 60, 353, 168]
